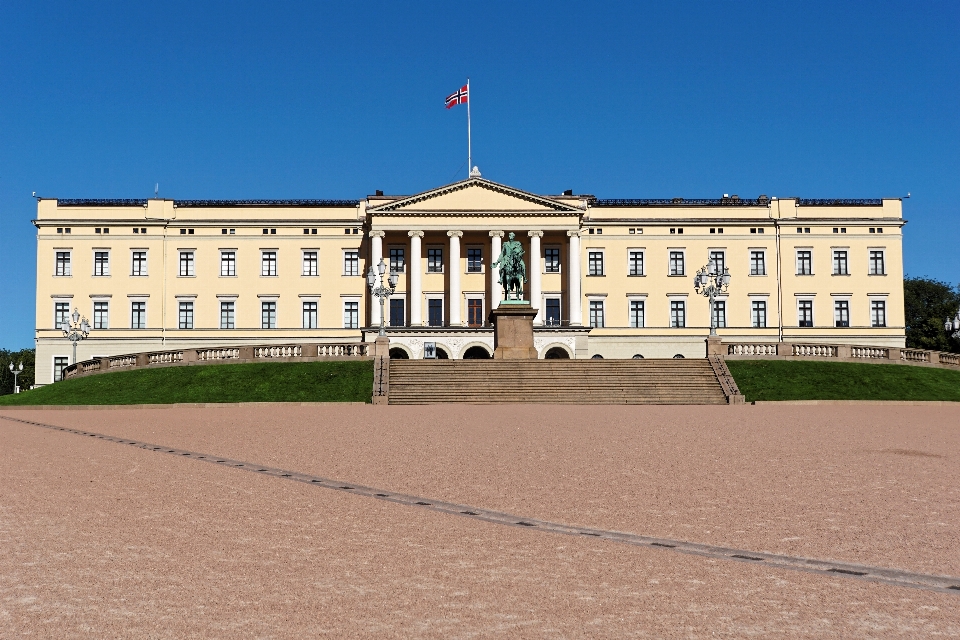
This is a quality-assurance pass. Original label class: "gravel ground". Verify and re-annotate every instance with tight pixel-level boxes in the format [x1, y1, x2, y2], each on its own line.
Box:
[1, 403, 958, 638]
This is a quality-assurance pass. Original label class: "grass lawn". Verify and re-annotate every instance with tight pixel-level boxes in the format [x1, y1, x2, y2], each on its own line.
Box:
[726, 359, 960, 402]
[0, 360, 373, 406]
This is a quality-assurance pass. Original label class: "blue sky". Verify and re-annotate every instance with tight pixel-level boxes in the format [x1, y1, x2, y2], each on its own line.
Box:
[1, 1, 957, 348]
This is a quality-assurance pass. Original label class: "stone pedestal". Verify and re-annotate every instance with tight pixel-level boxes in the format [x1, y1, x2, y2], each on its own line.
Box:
[705, 335, 723, 357]
[490, 303, 539, 359]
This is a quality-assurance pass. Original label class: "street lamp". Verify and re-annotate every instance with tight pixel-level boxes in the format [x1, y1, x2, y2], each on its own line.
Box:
[367, 259, 399, 337]
[694, 263, 731, 336]
[61, 307, 91, 364]
[945, 311, 960, 340]
[8, 362, 23, 394]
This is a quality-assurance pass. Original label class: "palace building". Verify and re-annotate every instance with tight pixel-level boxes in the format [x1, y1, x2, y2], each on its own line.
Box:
[33, 175, 906, 384]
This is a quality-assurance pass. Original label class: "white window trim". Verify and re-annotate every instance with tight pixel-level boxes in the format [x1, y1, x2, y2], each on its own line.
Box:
[627, 248, 645, 276]
[667, 295, 687, 328]
[667, 248, 686, 276]
[796, 297, 815, 327]
[795, 248, 814, 276]
[130, 248, 149, 276]
[257, 294, 280, 302]
[301, 249, 319, 277]
[341, 295, 361, 329]
[178, 250, 196, 278]
[54, 249, 73, 277]
[868, 248, 887, 275]
[260, 249, 279, 277]
[464, 245, 485, 274]
[92, 249, 111, 277]
[216, 294, 239, 301]
[543, 245, 562, 275]
[298, 294, 321, 302]
[748, 248, 768, 276]
[586, 248, 606, 277]
[626, 294, 647, 328]
[342, 249, 361, 276]
[426, 245, 445, 274]
[174, 294, 197, 300]
[219, 249, 238, 277]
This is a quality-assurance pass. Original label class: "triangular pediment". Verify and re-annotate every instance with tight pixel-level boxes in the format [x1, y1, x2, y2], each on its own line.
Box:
[368, 178, 582, 213]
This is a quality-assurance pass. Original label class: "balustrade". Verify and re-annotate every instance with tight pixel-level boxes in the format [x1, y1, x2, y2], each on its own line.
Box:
[727, 343, 777, 356]
[850, 347, 888, 359]
[148, 351, 183, 364]
[197, 348, 240, 361]
[110, 355, 137, 368]
[792, 344, 838, 357]
[939, 352, 960, 366]
[254, 345, 302, 358]
[901, 349, 929, 362]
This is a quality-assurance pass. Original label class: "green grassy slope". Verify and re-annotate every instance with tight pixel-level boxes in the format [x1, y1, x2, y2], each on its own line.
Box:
[0, 360, 373, 406]
[726, 360, 960, 402]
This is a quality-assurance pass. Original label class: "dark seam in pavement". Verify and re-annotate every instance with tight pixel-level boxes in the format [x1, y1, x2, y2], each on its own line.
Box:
[3, 413, 959, 596]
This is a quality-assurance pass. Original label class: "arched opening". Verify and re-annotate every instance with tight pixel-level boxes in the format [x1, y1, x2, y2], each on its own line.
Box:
[544, 346, 570, 359]
[632, 354, 644, 359]
[462, 345, 491, 359]
[389, 347, 409, 359]
[591, 354, 604, 359]
[673, 353, 685, 359]
[436, 347, 449, 359]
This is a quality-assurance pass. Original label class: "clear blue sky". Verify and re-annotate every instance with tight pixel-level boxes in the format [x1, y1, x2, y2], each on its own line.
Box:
[1, 1, 957, 349]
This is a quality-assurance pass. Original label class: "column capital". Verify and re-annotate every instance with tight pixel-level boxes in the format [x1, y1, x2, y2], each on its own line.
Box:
[527, 230, 544, 238]
[407, 230, 424, 238]
[446, 230, 463, 238]
[489, 230, 505, 238]
[566, 229, 583, 238]
[369, 230, 385, 239]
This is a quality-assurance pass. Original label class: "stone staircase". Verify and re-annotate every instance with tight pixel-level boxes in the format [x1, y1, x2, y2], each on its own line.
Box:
[388, 359, 730, 405]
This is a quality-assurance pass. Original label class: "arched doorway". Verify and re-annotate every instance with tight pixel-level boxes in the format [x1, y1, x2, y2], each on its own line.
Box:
[591, 354, 604, 359]
[436, 347, 449, 359]
[389, 347, 409, 359]
[673, 353, 685, 359]
[462, 345, 491, 359]
[544, 346, 570, 359]
[632, 354, 644, 359]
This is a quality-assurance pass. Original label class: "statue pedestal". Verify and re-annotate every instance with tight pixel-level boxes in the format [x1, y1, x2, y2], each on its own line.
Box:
[490, 302, 539, 359]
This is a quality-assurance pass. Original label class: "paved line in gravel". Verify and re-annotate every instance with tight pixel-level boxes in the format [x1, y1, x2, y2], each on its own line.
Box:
[4, 413, 959, 596]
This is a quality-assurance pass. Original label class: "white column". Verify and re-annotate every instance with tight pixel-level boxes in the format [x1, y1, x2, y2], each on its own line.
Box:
[567, 230, 583, 326]
[527, 231, 543, 323]
[489, 230, 504, 311]
[447, 230, 463, 326]
[408, 230, 423, 326]
[369, 230, 385, 327]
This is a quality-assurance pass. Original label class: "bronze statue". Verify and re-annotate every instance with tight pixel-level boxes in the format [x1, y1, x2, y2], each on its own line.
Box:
[493, 232, 527, 300]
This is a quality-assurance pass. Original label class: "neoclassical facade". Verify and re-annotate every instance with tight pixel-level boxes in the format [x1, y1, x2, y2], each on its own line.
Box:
[33, 176, 906, 383]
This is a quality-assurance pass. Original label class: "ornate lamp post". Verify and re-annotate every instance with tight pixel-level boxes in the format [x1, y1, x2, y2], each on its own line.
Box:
[945, 310, 960, 340]
[367, 259, 399, 337]
[694, 263, 731, 336]
[61, 307, 91, 364]
[9, 362, 23, 394]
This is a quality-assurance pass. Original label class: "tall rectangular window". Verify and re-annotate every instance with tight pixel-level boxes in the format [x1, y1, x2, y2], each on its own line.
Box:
[54, 357, 69, 382]
[389, 247, 405, 273]
[467, 248, 482, 272]
[93, 301, 109, 329]
[261, 302, 277, 329]
[302, 251, 318, 276]
[752, 301, 767, 328]
[221, 251, 236, 276]
[629, 300, 644, 328]
[179, 302, 194, 329]
[343, 251, 359, 276]
[713, 301, 726, 328]
[709, 251, 725, 275]
[427, 248, 443, 273]
[798, 300, 814, 327]
[179, 251, 194, 276]
[871, 300, 887, 327]
[588, 300, 604, 328]
[131, 251, 147, 276]
[628, 251, 644, 276]
[94, 251, 110, 276]
[796, 250, 812, 275]
[467, 299, 483, 327]
[869, 250, 885, 275]
[834, 300, 850, 327]
[833, 250, 849, 275]
[544, 248, 560, 273]
[428, 299, 443, 326]
[220, 302, 235, 329]
[343, 301, 359, 328]
[131, 301, 146, 329]
[302, 302, 318, 329]
[669, 251, 685, 276]
[390, 298, 405, 327]
[670, 301, 685, 327]
[55, 251, 71, 276]
[261, 251, 277, 276]
[55, 302, 70, 328]
[545, 298, 561, 326]
[750, 251, 766, 275]
[588, 251, 604, 276]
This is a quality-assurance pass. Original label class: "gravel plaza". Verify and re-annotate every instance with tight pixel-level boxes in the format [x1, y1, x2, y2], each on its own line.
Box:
[2, 402, 959, 638]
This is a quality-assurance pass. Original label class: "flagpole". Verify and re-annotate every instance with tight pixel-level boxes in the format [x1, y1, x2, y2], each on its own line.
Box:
[466, 77, 471, 177]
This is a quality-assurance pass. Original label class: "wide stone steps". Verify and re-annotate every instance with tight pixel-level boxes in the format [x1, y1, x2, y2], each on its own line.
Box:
[388, 359, 728, 405]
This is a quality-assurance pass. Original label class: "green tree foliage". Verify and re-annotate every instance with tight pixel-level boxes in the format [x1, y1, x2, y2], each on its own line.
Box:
[903, 277, 960, 353]
[0, 349, 35, 395]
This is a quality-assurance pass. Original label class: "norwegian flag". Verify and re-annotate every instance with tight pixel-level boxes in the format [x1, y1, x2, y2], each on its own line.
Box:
[445, 84, 468, 109]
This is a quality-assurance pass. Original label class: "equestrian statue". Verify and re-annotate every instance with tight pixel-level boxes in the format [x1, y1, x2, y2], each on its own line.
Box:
[492, 232, 527, 301]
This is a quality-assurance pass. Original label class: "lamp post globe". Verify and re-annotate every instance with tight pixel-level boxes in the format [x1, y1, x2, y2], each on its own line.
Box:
[61, 307, 92, 366]
[694, 263, 732, 337]
[367, 258, 399, 337]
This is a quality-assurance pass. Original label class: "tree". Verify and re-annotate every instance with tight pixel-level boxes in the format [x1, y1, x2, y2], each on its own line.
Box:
[0, 349, 36, 395]
[903, 277, 960, 353]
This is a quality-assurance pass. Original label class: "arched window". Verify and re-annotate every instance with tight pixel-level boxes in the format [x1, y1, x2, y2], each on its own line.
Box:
[673, 353, 685, 359]
[591, 354, 604, 359]
[544, 347, 570, 359]
[389, 347, 409, 359]
[462, 345, 491, 359]
[632, 354, 644, 359]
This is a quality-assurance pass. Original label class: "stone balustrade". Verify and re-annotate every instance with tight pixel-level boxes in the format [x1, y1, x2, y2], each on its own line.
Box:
[727, 343, 778, 356]
[197, 348, 240, 361]
[900, 349, 929, 363]
[109, 355, 137, 369]
[792, 344, 838, 357]
[149, 351, 183, 364]
[723, 340, 958, 371]
[850, 347, 889, 359]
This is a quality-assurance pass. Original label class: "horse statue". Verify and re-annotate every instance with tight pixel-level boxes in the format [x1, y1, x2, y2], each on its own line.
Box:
[493, 232, 527, 300]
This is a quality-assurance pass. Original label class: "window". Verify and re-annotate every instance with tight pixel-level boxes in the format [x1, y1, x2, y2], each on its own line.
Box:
[871, 300, 887, 327]
[343, 301, 359, 328]
[179, 302, 194, 329]
[302, 302, 318, 329]
[261, 251, 277, 276]
[833, 227, 847, 234]
[302, 251, 318, 276]
[54, 302, 69, 328]
[796, 250, 812, 275]
[390, 299, 405, 327]
[220, 251, 236, 276]
[131, 251, 148, 276]
[545, 298, 561, 326]
[589, 300, 604, 328]
[261, 302, 277, 329]
[467, 248, 482, 273]
[94, 251, 110, 276]
[93, 301, 109, 329]
[629, 300, 644, 328]
[669, 251, 685, 276]
[428, 299, 443, 326]
[262, 228, 276, 235]
[220, 302, 235, 329]
[343, 251, 359, 276]
[54, 357, 69, 382]
[869, 250, 885, 275]
[833, 250, 849, 275]
[389, 248, 405, 273]
[427, 248, 443, 273]
[628, 251, 644, 276]
[55, 251, 71, 276]
[588, 251, 604, 276]
[752, 301, 767, 328]
[180, 228, 194, 235]
[545, 248, 560, 273]
[798, 300, 814, 327]
[131, 301, 146, 329]
[713, 301, 726, 328]
[750, 251, 765, 275]
[670, 301, 685, 327]
[179, 251, 195, 277]
[467, 299, 483, 327]
[834, 300, 850, 327]
[709, 251, 725, 274]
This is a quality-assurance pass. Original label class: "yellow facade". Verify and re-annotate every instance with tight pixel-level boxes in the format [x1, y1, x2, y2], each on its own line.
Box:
[33, 177, 905, 382]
